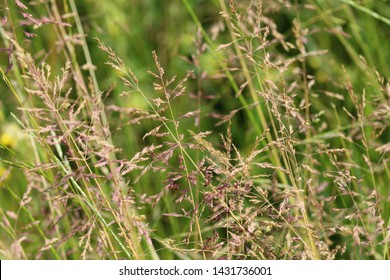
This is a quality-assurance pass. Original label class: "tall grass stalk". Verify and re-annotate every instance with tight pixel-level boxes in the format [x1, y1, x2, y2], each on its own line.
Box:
[0, 0, 388, 260]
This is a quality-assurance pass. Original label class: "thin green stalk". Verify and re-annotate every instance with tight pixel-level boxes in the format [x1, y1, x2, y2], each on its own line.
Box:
[340, 0, 390, 26]
[5, 184, 61, 259]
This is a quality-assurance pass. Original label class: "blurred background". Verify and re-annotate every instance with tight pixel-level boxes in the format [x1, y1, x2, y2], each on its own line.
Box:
[0, 0, 389, 259]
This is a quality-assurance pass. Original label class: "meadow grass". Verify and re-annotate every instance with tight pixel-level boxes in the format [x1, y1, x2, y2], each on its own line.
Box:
[0, 0, 389, 260]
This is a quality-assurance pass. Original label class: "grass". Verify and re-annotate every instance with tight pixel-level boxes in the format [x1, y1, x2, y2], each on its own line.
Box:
[0, 0, 389, 260]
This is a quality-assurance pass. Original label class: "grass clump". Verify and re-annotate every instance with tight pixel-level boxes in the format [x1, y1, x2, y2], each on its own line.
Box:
[0, 0, 389, 260]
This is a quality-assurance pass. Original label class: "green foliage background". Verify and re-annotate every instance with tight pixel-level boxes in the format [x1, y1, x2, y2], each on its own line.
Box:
[0, 0, 389, 260]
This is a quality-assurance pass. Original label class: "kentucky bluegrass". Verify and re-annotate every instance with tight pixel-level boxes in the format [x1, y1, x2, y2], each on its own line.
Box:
[0, 0, 389, 260]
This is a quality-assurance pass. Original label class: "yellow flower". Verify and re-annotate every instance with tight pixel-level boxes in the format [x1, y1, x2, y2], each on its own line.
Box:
[0, 132, 16, 148]
[0, 123, 23, 148]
